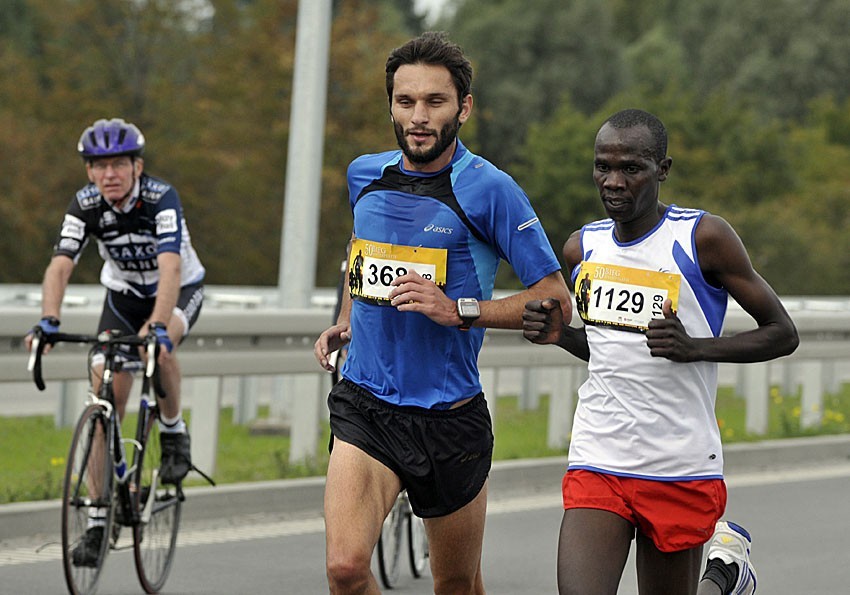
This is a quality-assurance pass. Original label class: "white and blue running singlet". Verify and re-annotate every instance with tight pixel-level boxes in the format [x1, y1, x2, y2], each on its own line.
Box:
[341, 140, 561, 409]
[569, 205, 729, 480]
[54, 173, 205, 298]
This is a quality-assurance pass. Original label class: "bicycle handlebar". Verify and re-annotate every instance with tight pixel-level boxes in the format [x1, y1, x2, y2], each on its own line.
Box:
[28, 328, 160, 393]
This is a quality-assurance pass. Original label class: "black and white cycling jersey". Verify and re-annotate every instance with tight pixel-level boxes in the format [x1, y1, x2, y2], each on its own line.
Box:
[53, 173, 205, 298]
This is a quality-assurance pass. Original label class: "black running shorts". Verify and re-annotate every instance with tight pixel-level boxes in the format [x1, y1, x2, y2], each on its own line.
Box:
[97, 283, 204, 363]
[328, 379, 494, 519]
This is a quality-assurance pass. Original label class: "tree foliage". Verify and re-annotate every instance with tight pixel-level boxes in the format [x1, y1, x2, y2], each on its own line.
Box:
[442, 0, 850, 293]
[0, 0, 415, 286]
[1, 0, 848, 293]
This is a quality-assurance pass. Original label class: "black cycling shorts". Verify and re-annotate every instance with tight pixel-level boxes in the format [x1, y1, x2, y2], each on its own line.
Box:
[328, 378, 493, 518]
[97, 283, 204, 362]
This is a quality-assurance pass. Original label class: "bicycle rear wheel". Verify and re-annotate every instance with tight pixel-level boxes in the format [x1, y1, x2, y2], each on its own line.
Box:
[132, 411, 182, 594]
[377, 496, 404, 589]
[61, 404, 114, 595]
[407, 511, 429, 577]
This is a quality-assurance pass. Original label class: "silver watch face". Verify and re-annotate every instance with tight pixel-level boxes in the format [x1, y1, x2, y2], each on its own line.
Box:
[459, 299, 480, 318]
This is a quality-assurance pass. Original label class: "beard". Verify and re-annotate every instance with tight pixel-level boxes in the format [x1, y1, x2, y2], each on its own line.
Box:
[394, 115, 461, 165]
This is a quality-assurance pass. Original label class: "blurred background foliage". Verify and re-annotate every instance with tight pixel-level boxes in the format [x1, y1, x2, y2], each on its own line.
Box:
[1, 0, 848, 293]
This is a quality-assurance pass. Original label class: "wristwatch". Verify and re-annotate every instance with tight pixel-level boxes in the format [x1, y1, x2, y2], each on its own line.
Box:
[457, 298, 480, 331]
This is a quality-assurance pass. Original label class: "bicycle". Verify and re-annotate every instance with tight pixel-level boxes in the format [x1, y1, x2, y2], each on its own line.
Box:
[377, 489, 429, 589]
[28, 327, 212, 595]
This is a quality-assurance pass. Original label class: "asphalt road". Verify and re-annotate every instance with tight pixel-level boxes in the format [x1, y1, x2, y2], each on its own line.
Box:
[2, 458, 850, 594]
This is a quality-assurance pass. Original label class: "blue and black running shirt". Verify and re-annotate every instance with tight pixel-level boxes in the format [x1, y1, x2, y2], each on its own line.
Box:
[341, 140, 561, 409]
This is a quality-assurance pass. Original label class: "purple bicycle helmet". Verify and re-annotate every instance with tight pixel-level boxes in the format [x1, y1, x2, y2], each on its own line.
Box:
[77, 118, 145, 160]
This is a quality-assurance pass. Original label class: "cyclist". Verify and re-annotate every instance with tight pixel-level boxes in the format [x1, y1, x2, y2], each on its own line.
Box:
[25, 117, 205, 565]
[314, 32, 569, 594]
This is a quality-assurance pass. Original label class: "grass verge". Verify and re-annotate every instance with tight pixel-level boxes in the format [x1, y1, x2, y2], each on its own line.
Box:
[1, 383, 848, 504]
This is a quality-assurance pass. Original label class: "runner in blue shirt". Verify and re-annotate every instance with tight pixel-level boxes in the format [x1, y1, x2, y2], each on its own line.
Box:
[314, 32, 569, 594]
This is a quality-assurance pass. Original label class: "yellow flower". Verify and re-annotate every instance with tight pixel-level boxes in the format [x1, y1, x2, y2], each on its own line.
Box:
[51, 457, 65, 467]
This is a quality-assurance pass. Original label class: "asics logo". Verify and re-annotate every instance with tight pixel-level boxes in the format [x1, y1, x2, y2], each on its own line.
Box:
[424, 223, 453, 235]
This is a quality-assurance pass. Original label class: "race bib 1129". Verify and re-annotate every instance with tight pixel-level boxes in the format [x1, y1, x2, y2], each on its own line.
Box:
[575, 261, 681, 332]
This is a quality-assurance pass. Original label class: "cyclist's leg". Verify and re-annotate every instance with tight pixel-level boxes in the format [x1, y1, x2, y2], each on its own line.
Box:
[156, 320, 190, 483]
[325, 438, 401, 594]
[156, 313, 184, 420]
[111, 370, 134, 418]
[157, 284, 203, 483]
[423, 481, 487, 595]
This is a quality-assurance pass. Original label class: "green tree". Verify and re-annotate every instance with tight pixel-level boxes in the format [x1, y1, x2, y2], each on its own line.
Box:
[447, 0, 624, 168]
[512, 100, 599, 257]
[667, 0, 850, 120]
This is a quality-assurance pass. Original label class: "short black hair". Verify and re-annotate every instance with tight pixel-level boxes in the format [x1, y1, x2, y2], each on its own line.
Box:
[602, 109, 668, 162]
[385, 31, 473, 106]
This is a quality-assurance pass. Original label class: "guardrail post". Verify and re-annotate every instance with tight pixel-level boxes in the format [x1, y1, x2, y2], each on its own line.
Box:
[269, 375, 292, 420]
[824, 361, 840, 394]
[742, 362, 769, 435]
[188, 376, 222, 476]
[520, 367, 540, 411]
[777, 361, 797, 396]
[234, 376, 259, 425]
[546, 366, 575, 450]
[480, 367, 497, 426]
[799, 361, 824, 430]
[318, 373, 332, 422]
[55, 380, 87, 428]
[288, 374, 321, 464]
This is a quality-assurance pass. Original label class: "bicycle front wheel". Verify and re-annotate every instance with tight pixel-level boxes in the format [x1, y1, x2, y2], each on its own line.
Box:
[132, 413, 181, 594]
[61, 404, 114, 595]
[377, 497, 404, 589]
[408, 512, 429, 578]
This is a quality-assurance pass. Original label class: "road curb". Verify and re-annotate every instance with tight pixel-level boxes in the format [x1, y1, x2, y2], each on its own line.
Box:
[3, 434, 850, 542]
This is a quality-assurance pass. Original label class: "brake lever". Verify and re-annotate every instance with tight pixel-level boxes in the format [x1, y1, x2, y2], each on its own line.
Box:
[145, 335, 157, 378]
[27, 329, 47, 391]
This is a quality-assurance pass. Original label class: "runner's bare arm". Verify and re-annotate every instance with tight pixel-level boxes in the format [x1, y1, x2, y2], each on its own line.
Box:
[646, 214, 798, 363]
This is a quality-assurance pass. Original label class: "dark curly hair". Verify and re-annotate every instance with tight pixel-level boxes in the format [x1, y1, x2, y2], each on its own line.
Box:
[385, 31, 473, 106]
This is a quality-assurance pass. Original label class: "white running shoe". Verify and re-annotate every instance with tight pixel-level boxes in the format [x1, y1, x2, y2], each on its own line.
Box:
[706, 521, 758, 594]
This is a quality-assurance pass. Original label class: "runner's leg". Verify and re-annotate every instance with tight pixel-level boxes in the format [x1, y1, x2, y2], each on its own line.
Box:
[424, 481, 488, 595]
[325, 438, 402, 595]
[635, 532, 703, 594]
[557, 508, 633, 595]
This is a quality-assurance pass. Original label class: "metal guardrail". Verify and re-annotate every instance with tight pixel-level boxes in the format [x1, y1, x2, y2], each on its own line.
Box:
[2, 285, 849, 474]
